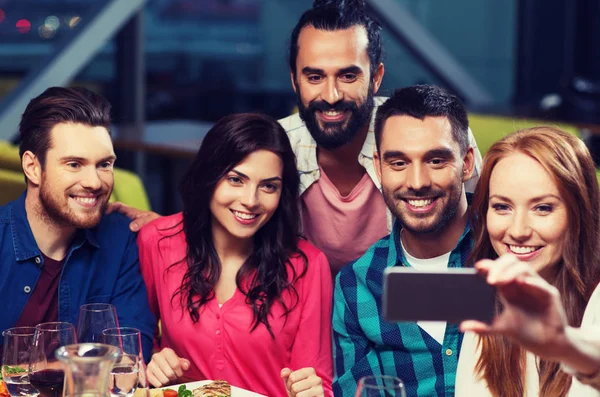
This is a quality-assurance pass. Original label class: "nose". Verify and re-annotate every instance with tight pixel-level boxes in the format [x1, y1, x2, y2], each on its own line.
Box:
[507, 210, 533, 241]
[321, 78, 342, 105]
[406, 163, 431, 191]
[80, 166, 103, 191]
[239, 185, 259, 209]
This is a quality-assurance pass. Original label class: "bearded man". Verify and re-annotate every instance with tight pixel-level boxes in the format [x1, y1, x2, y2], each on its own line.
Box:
[0, 87, 155, 361]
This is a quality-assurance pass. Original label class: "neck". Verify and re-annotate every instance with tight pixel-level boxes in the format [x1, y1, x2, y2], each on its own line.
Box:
[401, 193, 469, 259]
[317, 123, 369, 167]
[25, 190, 75, 260]
[211, 226, 253, 272]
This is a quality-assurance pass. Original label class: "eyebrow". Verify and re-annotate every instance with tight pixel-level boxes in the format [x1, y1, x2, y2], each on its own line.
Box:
[231, 169, 282, 183]
[382, 148, 455, 162]
[489, 194, 562, 203]
[61, 155, 117, 163]
[301, 65, 363, 76]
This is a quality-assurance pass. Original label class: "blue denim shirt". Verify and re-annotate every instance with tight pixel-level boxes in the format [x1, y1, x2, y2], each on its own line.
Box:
[0, 193, 155, 362]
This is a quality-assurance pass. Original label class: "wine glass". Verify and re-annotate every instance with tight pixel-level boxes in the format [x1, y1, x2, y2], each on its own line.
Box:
[76, 304, 119, 343]
[102, 328, 146, 397]
[28, 322, 77, 397]
[355, 375, 406, 397]
[2, 327, 39, 397]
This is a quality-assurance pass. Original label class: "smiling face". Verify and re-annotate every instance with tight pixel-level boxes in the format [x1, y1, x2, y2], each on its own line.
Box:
[487, 152, 568, 278]
[374, 115, 473, 235]
[210, 150, 284, 246]
[292, 25, 383, 150]
[37, 122, 115, 229]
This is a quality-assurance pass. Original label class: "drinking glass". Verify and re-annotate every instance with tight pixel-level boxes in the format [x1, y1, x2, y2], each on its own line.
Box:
[355, 375, 406, 397]
[102, 328, 146, 397]
[29, 322, 77, 397]
[76, 304, 119, 344]
[2, 327, 39, 397]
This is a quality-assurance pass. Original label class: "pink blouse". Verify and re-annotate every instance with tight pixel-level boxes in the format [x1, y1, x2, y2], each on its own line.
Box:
[138, 213, 334, 396]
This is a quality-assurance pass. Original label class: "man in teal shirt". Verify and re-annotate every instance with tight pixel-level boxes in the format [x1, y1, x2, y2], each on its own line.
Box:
[333, 85, 476, 396]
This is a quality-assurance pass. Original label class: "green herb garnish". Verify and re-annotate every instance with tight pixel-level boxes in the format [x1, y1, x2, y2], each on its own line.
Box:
[1, 365, 26, 380]
[177, 385, 192, 397]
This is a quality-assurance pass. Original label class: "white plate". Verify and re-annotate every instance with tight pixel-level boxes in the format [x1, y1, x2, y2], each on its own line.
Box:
[165, 381, 266, 397]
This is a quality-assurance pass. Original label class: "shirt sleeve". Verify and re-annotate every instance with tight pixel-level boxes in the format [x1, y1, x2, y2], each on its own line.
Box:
[332, 268, 383, 397]
[288, 250, 334, 397]
[109, 228, 156, 363]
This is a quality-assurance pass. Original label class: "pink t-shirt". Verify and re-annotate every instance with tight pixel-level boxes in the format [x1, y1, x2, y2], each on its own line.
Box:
[137, 213, 333, 397]
[301, 167, 389, 274]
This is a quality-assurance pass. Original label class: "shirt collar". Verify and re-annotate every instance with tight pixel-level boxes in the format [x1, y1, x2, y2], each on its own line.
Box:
[10, 192, 100, 262]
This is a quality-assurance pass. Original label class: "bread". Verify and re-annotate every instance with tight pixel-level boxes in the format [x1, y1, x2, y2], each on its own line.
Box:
[192, 380, 231, 397]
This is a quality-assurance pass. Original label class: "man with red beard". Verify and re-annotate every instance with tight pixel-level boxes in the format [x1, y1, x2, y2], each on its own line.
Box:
[333, 85, 475, 396]
[0, 87, 155, 361]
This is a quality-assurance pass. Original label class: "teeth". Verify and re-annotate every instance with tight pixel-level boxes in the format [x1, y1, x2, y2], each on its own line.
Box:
[407, 199, 433, 207]
[233, 210, 258, 220]
[509, 245, 537, 254]
[323, 110, 341, 116]
[73, 197, 97, 205]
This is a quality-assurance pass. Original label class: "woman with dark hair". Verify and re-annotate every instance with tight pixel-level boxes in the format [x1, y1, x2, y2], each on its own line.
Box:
[456, 127, 600, 396]
[138, 113, 333, 397]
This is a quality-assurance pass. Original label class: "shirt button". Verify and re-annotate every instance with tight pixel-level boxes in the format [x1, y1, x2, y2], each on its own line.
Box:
[216, 314, 220, 319]
[445, 348, 453, 356]
[216, 330, 220, 335]
[34, 257, 41, 264]
[24, 286, 31, 293]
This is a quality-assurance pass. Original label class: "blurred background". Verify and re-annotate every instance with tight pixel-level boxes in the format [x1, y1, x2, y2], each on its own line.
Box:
[0, 0, 597, 215]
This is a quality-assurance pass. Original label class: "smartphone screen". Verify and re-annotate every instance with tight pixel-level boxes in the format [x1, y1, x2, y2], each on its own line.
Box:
[383, 267, 496, 324]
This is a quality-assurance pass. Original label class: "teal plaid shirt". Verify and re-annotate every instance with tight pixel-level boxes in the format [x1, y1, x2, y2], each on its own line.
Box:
[332, 219, 473, 397]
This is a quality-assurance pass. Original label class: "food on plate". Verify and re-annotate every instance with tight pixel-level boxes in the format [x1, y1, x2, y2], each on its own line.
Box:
[163, 389, 178, 397]
[192, 380, 231, 397]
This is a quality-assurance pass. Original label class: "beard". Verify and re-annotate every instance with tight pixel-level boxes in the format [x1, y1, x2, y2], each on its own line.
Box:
[39, 179, 108, 230]
[383, 181, 463, 235]
[296, 82, 375, 150]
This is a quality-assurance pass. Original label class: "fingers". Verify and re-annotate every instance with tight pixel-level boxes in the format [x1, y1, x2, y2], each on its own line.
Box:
[282, 367, 324, 397]
[460, 320, 492, 334]
[146, 348, 188, 387]
[129, 212, 161, 232]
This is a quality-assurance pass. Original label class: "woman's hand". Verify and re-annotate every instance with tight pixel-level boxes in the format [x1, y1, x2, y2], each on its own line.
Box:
[280, 367, 324, 397]
[460, 254, 570, 361]
[146, 348, 191, 387]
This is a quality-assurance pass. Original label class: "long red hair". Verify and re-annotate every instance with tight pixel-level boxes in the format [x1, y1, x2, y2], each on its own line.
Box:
[469, 127, 600, 397]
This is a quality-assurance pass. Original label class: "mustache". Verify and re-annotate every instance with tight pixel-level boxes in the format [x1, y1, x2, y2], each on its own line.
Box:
[393, 188, 444, 200]
[307, 99, 358, 113]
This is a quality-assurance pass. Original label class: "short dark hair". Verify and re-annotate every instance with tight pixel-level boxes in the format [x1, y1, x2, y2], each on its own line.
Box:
[288, 0, 383, 79]
[374, 85, 469, 153]
[19, 86, 112, 166]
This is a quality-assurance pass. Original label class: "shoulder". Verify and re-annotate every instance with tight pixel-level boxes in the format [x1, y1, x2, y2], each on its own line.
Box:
[137, 213, 184, 244]
[291, 239, 329, 271]
[341, 233, 392, 277]
[278, 112, 304, 133]
[95, 212, 135, 241]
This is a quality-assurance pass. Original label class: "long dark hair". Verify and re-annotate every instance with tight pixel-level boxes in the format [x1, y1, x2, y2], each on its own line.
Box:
[469, 127, 600, 397]
[171, 113, 307, 337]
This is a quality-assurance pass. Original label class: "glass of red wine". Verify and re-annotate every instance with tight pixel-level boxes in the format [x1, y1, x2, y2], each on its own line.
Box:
[29, 322, 77, 397]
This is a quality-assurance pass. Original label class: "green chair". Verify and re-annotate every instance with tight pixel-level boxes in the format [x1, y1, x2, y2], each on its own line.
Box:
[468, 114, 580, 157]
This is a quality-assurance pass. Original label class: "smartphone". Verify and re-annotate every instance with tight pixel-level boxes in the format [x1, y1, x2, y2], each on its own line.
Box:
[383, 267, 496, 324]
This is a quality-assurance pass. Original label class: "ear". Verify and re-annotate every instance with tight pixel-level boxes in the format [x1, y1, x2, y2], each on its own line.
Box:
[290, 70, 298, 94]
[461, 146, 475, 183]
[373, 150, 382, 184]
[22, 151, 42, 186]
[372, 63, 385, 94]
